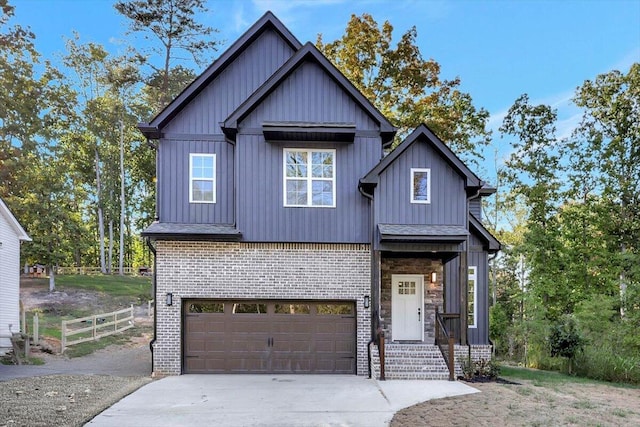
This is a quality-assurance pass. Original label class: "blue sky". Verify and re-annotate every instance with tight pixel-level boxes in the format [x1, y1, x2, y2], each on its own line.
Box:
[9, 0, 640, 179]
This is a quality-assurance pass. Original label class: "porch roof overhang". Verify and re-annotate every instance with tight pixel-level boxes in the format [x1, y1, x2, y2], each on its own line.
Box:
[262, 121, 356, 143]
[378, 224, 469, 243]
[141, 222, 242, 241]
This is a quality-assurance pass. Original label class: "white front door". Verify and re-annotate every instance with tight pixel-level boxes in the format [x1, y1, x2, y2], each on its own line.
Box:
[391, 274, 424, 341]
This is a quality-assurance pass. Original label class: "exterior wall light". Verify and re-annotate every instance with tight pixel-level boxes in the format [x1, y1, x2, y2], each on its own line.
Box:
[364, 295, 370, 309]
[431, 271, 437, 284]
[166, 292, 173, 306]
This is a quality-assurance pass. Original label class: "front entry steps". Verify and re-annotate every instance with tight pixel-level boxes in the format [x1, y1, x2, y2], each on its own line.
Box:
[370, 343, 451, 380]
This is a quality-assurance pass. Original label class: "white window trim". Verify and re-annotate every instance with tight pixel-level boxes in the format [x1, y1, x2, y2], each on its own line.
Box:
[468, 265, 478, 329]
[189, 153, 216, 204]
[283, 148, 336, 208]
[410, 167, 431, 204]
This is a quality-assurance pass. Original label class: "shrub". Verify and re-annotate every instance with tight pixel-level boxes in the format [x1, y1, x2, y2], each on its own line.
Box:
[460, 357, 501, 381]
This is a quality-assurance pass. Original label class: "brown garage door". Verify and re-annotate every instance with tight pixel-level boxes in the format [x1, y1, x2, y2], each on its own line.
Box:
[183, 300, 356, 374]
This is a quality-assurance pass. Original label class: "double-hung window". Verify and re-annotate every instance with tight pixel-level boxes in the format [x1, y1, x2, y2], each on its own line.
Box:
[189, 153, 216, 203]
[468, 266, 477, 328]
[411, 168, 431, 204]
[284, 149, 335, 207]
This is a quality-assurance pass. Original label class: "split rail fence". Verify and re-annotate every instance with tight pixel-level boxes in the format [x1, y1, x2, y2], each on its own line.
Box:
[61, 305, 134, 353]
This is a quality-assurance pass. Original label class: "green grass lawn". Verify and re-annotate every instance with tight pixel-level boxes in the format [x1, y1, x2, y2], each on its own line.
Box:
[501, 365, 639, 389]
[54, 274, 152, 298]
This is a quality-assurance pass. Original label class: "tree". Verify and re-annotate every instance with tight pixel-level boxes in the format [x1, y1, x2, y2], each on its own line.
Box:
[1, 0, 81, 289]
[62, 37, 111, 273]
[115, 0, 220, 109]
[501, 95, 569, 320]
[317, 13, 490, 161]
[571, 64, 640, 315]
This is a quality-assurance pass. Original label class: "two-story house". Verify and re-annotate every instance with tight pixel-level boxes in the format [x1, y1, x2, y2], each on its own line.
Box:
[140, 12, 499, 379]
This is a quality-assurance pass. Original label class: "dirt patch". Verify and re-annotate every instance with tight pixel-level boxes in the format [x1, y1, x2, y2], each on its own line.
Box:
[391, 380, 640, 426]
[20, 278, 149, 318]
[0, 375, 151, 427]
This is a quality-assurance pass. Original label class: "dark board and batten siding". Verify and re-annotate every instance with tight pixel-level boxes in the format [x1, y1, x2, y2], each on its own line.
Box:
[158, 140, 234, 224]
[163, 29, 296, 135]
[469, 198, 482, 220]
[157, 28, 297, 224]
[374, 142, 467, 228]
[234, 60, 385, 243]
[444, 233, 489, 345]
[242, 62, 379, 129]
[236, 136, 380, 243]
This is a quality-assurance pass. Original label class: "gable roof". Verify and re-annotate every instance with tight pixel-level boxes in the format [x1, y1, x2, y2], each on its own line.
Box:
[0, 197, 31, 241]
[469, 213, 500, 252]
[221, 42, 396, 145]
[360, 124, 482, 193]
[138, 11, 302, 139]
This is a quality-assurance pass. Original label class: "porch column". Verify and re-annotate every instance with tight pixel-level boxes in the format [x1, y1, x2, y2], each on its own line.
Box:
[459, 249, 468, 345]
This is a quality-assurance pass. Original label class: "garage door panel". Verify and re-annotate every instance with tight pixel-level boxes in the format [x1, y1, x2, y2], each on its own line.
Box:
[184, 300, 356, 374]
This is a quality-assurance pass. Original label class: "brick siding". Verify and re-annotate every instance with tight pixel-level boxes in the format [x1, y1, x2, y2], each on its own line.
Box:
[153, 241, 371, 376]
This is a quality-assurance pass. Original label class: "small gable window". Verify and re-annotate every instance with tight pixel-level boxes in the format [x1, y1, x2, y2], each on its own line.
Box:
[468, 266, 477, 328]
[284, 148, 335, 207]
[189, 153, 216, 203]
[411, 168, 431, 204]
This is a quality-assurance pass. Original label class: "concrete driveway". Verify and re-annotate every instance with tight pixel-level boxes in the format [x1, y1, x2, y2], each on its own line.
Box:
[87, 375, 478, 426]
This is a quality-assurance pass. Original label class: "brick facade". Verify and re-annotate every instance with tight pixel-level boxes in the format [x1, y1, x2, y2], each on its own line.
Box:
[153, 241, 371, 376]
[380, 257, 443, 342]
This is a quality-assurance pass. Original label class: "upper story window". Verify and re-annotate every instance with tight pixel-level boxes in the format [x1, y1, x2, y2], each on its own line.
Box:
[189, 153, 216, 203]
[411, 168, 431, 204]
[283, 149, 335, 208]
[468, 266, 477, 328]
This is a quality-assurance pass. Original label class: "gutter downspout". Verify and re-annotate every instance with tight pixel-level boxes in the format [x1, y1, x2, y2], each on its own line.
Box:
[146, 237, 157, 374]
[359, 183, 377, 379]
[488, 251, 499, 354]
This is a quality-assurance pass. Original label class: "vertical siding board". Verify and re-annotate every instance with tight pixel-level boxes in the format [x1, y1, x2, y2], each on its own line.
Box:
[445, 258, 460, 314]
[246, 62, 378, 130]
[375, 141, 466, 226]
[163, 29, 295, 135]
[236, 135, 378, 243]
[469, 198, 482, 219]
[159, 139, 234, 224]
[157, 28, 296, 225]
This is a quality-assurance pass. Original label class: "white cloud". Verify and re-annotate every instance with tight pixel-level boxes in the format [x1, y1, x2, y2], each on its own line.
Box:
[233, 4, 249, 33]
[251, 0, 345, 26]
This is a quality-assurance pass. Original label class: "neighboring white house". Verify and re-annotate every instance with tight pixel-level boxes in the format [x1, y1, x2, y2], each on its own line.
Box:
[0, 197, 31, 354]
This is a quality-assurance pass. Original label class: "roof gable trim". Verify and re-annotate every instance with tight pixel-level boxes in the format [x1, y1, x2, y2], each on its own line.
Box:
[0, 198, 31, 241]
[360, 124, 482, 189]
[469, 213, 501, 252]
[139, 11, 302, 139]
[222, 42, 396, 144]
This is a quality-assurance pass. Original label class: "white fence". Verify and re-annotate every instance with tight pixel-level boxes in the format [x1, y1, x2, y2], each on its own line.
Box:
[61, 305, 134, 353]
[56, 266, 141, 275]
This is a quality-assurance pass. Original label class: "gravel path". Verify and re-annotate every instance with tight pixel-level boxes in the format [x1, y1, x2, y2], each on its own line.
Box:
[0, 342, 152, 426]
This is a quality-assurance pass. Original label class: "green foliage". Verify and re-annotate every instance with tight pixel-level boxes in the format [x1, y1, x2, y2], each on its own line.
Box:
[460, 357, 501, 381]
[115, 0, 219, 108]
[495, 65, 640, 384]
[317, 13, 490, 162]
[549, 315, 582, 374]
